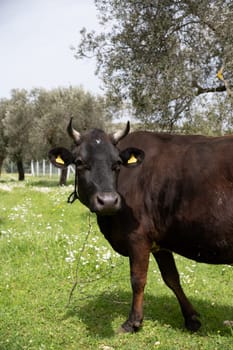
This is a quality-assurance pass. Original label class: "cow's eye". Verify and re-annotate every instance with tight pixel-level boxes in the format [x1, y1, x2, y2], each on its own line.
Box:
[75, 158, 84, 167]
[75, 158, 90, 171]
[112, 160, 122, 171]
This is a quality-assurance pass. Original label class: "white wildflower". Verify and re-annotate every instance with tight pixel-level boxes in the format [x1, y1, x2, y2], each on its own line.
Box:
[102, 250, 111, 261]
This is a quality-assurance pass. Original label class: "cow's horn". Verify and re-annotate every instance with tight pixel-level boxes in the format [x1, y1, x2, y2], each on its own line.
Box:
[112, 121, 130, 144]
[67, 118, 81, 144]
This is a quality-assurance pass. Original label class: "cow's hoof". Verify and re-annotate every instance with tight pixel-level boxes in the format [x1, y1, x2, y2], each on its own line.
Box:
[118, 320, 141, 333]
[185, 315, 201, 332]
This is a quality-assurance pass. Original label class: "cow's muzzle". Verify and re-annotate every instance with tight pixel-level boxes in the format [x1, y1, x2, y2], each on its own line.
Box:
[91, 192, 121, 215]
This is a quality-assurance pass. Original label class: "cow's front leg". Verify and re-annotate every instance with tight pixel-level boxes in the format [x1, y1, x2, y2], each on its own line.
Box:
[120, 242, 150, 333]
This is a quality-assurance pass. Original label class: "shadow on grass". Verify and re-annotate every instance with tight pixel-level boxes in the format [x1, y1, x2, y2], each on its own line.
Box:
[27, 179, 75, 187]
[0, 177, 59, 187]
[0, 176, 74, 188]
[64, 290, 233, 338]
[26, 179, 60, 187]
[0, 178, 16, 183]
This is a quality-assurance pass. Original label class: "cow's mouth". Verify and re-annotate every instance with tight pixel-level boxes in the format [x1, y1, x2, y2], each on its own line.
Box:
[91, 192, 121, 215]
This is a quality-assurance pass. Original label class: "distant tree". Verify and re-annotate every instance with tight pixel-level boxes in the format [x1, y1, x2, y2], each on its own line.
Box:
[3, 89, 33, 180]
[30, 87, 105, 154]
[29, 86, 106, 185]
[0, 99, 9, 175]
[1, 87, 107, 182]
[75, 0, 233, 130]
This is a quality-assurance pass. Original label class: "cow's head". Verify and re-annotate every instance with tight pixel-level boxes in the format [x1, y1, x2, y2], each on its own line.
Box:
[49, 119, 144, 215]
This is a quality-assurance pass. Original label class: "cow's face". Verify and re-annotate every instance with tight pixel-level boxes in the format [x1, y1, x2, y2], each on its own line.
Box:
[49, 120, 144, 215]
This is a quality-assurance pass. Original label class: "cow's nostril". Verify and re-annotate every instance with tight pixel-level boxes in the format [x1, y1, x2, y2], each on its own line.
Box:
[97, 195, 105, 206]
[114, 196, 118, 205]
[93, 192, 121, 214]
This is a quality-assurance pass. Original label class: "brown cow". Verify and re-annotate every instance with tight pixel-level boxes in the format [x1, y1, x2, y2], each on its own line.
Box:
[49, 119, 233, 333]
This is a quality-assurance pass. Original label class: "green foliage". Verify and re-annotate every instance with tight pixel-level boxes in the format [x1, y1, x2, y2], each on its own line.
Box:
[2, 90, 33, 165]
[76, 0, 233, 129]
[29, 87, 106, 159]
[0, 177, 232, 349]
[0, 87, 107, 178]
[182, 94, 233, 135]
[0, 99, 9, 174]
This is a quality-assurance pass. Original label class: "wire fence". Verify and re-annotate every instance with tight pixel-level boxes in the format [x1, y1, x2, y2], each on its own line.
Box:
[5, 160, 75, 178]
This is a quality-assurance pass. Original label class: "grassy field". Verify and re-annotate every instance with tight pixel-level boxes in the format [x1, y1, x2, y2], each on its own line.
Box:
[0, 175, 232, 350]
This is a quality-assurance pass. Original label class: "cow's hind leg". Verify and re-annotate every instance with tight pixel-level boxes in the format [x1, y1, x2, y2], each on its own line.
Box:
[153, 250, 201, 331]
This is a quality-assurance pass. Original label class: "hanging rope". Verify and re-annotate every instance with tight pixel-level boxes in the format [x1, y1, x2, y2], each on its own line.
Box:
[67, 168, 79, 204]
[66, 212, 92, 306]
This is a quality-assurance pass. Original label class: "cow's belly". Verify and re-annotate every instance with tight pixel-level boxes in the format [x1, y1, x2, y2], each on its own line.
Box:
[171, 242, 233, 264]
[163, 189, 233, 264]
[163, 224, 233, 264]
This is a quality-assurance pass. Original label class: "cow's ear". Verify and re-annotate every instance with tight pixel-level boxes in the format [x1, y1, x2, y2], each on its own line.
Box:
[48, 147, 74, 169]
[120, 147, 145, 167]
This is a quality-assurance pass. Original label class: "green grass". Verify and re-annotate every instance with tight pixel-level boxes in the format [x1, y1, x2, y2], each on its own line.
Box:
[0, 175, 232, 349]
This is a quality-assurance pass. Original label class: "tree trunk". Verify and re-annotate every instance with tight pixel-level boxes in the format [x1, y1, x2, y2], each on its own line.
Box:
[0, 157, 4, 176]
[17, 159, 25, 181]
[59, 168, 68, 186]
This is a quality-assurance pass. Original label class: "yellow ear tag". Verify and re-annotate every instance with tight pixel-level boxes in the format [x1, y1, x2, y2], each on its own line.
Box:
[127, 154, 137, 164]
[217, 67, 224, 81]
[56, 155, 64, 165]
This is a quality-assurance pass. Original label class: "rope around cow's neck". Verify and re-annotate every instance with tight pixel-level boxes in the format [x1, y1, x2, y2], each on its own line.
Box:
[67, 170, 79, 203]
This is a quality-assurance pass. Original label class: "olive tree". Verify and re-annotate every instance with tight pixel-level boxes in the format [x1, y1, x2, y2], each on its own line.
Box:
[3, 89, 32, 180]
[75, 0, 233, 130]
[0, 99, 9, 175]
[29, 86, 106, 184]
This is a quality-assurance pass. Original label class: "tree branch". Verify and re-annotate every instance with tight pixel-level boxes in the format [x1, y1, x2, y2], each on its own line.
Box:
[192, 80, 226, 95]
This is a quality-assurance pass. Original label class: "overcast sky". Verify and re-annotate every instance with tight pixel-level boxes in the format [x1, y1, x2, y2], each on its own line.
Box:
[0, 0, 103, 99]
